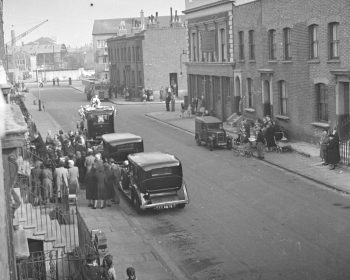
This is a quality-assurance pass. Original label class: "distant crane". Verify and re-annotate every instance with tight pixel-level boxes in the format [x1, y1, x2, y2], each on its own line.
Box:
[6, 19, 48, 46]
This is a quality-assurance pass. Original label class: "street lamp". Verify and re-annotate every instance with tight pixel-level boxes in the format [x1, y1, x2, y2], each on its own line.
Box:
[179, 50, 187, 76]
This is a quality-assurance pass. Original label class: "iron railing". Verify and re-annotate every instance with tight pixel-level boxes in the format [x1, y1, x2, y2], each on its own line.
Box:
[14, 173, 78, 252]
[340, 140, 350, 166]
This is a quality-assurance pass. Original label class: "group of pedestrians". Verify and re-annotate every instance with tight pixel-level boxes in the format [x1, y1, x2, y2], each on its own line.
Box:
[320, 127, 341, 170]
[84, 252, 136, 280]
[85, 152, 121, 209]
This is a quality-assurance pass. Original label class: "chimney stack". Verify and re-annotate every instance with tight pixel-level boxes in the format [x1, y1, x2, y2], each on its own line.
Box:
[140, 9, 145, 30]
[170, 7, 173, 26]
[155, 12, 158, 23]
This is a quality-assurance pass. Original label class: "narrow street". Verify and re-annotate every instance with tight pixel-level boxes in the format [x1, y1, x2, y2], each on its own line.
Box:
[35, 86, 350, 280]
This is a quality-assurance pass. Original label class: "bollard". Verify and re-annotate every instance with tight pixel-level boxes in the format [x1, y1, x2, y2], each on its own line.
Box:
[69, 77, 72, 85]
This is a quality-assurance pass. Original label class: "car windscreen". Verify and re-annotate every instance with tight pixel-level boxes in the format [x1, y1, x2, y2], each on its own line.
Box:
[207, 123, 222, 130]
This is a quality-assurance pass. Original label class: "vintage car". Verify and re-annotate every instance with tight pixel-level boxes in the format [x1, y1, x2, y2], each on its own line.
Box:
[120, 152, 189, 213]
[79, 105, 117, 145]
[102, 133, 144, 163]
[195, 116, 233, 151]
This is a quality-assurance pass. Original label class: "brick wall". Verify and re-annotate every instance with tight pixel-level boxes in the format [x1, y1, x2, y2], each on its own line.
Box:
[143, 27, 188, 96]
[233, 0, 350, 143]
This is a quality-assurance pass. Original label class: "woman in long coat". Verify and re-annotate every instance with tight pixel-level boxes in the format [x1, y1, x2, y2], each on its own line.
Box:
[53, 161, 68, 203]
[85, 167, 97, 208]
[264, 122, 276, 151]
[41, 162, 53, 203]
[95, 162, 108, 209]
[325, 130, 340, 170]
[104, 162, 115, 206]
[68, 160, 79, 195]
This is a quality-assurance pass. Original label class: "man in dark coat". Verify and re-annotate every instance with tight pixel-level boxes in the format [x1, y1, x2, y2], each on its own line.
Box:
[325, 130, 340, 170]
[85, 167, 97, 208]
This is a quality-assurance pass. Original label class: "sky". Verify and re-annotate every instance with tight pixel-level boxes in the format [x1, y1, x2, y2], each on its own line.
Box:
[3, 0, 186, 47]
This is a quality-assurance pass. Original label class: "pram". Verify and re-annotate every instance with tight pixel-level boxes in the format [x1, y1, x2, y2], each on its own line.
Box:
[233, 137, 254, 158]
[274, 131, 292, 153]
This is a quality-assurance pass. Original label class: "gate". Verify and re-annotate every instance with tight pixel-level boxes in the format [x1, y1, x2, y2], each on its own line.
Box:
[338, 116, 350, 166]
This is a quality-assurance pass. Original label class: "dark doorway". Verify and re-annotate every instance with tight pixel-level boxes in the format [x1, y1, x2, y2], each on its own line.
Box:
[169, 73, 178, 97]
[263, 80, 272, 117]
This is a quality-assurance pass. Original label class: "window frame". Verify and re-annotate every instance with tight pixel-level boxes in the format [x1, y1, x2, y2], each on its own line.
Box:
[278, 80, 288, 116]
[316, 83, 328, 122]
[247, 78, 253, 108]
[329, 22, 339, 59]
[248, 30, 255, 60]
[220, 28, 226, 62]
[238, 31, 244, 60]
[309, 24, 319, 59]
[283, 28, 292, 60]
[268, 29, 277, 60]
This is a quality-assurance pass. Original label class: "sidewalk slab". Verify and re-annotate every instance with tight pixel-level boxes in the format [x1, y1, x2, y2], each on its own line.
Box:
[77, 194, 176, 280]
[146, 111, 350, 194]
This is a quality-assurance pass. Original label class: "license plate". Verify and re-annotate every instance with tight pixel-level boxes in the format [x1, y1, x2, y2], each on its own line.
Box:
[155, 204, 175, 209]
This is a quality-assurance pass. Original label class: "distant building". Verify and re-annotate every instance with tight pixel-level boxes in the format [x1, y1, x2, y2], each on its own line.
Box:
[92, 9, 185, 81]
[184, 0, 235, 119]
[107, 9, 187, 99]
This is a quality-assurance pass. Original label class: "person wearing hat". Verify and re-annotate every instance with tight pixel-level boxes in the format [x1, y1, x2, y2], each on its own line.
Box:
[325, 128, 340, 170]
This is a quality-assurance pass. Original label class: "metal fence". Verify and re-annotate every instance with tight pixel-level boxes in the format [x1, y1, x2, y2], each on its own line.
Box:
[16, 249, 85, 280]
[340, 140, 350, 166]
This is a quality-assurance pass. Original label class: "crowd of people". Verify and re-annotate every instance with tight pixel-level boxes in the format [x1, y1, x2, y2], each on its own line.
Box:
[26, 125, 123, 207]
[84, 252, 136, 280]
[235, 116, 286, 160]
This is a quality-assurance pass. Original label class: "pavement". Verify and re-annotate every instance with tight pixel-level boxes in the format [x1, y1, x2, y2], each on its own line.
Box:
[20, 84, 350, 279]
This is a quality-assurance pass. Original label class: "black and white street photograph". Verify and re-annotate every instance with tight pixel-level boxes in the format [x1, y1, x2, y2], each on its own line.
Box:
[1, 0, 350, 279]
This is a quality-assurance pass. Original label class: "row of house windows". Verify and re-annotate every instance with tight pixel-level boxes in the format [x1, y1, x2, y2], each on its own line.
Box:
[108, 45, 142, 63]
[190, 26, 228, 63]
[238, 22, 340, 61]
[245, 80, 328, 121]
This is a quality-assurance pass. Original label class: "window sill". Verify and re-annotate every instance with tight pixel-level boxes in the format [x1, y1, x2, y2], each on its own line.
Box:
[275, 115, 289, 121]
[311, 122, 330, 129]
[244, 108, 255, 113]
[268, 60, 278, 64]
[308, 59, 320, 64]
[248, 60, 256, 63]
[238, 59, 245, 63]
[327, 59, 340, 64]
[281, 60, 292, 64]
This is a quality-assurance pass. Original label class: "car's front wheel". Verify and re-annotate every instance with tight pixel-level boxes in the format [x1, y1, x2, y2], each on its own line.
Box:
[177, 203, 186, 209]
[132, 194, 142, 214]
[196, 136, 201, 146]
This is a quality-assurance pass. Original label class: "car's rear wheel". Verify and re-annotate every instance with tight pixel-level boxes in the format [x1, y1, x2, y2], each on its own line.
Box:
[177, 203, 186, 209]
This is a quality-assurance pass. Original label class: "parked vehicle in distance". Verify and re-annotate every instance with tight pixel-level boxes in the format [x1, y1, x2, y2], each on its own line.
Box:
[82, 78, 110, 101]
[195, 116, 233, 151]
[120, 152, 189, 213]
[102, 133, 144, 163]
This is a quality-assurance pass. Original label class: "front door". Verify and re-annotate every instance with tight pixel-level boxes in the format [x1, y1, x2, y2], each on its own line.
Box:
[263, 80, 272, 117]
[338, 82, 350, 140]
